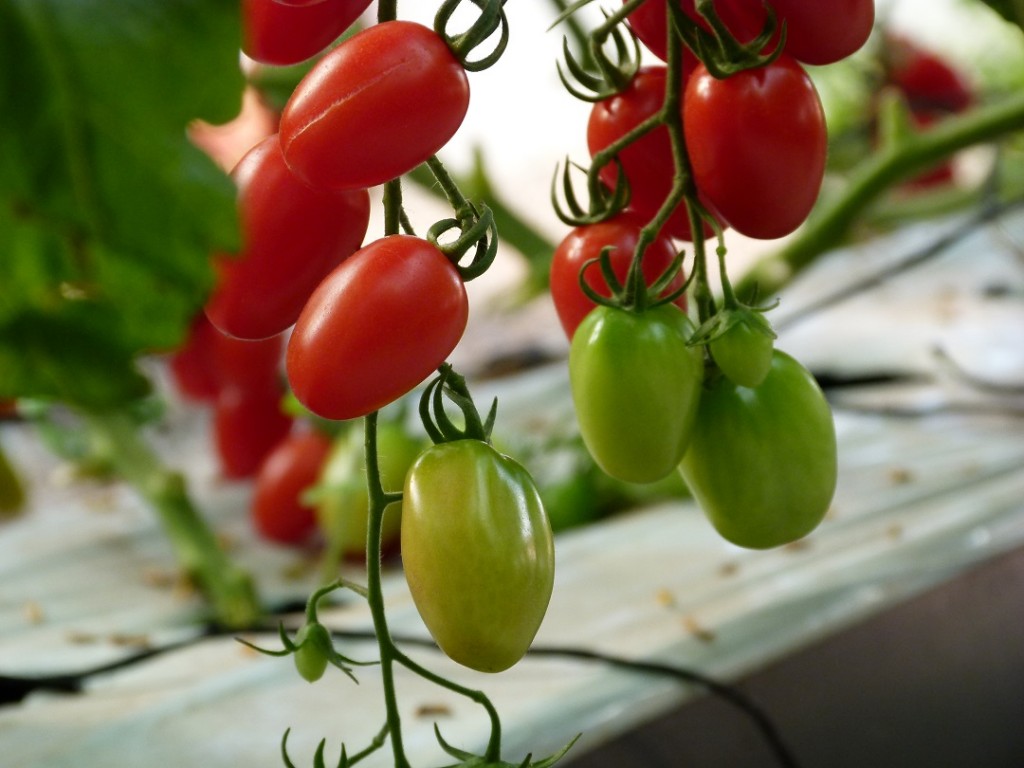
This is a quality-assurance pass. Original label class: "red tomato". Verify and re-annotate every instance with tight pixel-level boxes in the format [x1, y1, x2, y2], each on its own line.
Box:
[549, 212, 686, 339]
[587, 67, 722, 241]
[211, 329, 285, 391]
[280, 21, 469, 191]
[241, 0, 372, 66]
[214, 382, 294, 479]
[625, 1, 762, 62]
[885, 34, 973, 114]
[204, 136, 370, 341]
[286, 235, 468, 421]
[251, 430, 332, 545]
[768, 0, 874, 66]
[625, 1, 871, 66]
[168, 314, 221, 402]
[684, 56, 826, 239]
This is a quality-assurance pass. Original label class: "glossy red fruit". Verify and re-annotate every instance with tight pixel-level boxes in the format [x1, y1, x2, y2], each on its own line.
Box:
[242, 0, 372, 66]
[251, 430, 332, 545]
[280, 21, 469, 191]
[588, 67, 722, 241]
[684, 56, 827, 239]
[286, 235, 468, 421]
[549, 212, 686, 339]
[205, 135, 370, 341]
[214, 383, 294, 479]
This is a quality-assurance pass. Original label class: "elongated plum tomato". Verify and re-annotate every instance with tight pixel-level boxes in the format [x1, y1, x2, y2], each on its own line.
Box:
[550, 212, 686, 339]
[205, 136, 370, 341]
[684, 56, 826, 240]
[402, 439, 555, 673]
[214, 382, 294, 479]
[242, 0, 373, 66]
[286, 235, 468, 421]
[251, 430, 332, 545]
[679, 351, 837, 549]
[280, 21, 469, 191]
[570, 304, 703, 484]
[588, 67, 722, 242]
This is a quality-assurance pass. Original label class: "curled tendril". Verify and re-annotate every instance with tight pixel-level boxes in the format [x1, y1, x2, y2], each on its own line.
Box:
[551, 157, 630, 227]
[556, 11, 640, 102]
[426, 201, 499, 282]
[281, 723, 390, 768]
[418, 364, 497, 446]
[669, 0, 785, 79]
[436, 0, 510, 72]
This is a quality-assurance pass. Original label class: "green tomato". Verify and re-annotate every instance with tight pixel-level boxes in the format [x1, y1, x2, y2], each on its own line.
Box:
[679, 350, 837, 549]
[401, 439, 555, 673]
[292, 622, 332, 683]
[708, 310, 775, 389]
[569, 304, 703, 484]
[313, 420, 423, 568]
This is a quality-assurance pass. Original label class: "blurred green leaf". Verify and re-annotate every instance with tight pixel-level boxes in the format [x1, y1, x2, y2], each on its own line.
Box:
[0, 0, 243, 408]
[978, 0, 1024, 31]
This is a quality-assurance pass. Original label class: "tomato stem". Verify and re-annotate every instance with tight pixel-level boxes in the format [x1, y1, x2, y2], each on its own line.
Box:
[79, 409, 261, 629]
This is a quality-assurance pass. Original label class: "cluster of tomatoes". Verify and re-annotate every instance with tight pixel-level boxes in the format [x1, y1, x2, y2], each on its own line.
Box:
[172, 1, 557, 675]
[550, 0, 877, 549]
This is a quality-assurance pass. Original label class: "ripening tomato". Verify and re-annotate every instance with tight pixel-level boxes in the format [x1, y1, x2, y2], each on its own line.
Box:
[205, 136, 370, 341]
[280, 21, 470, 191]
[550, 212, 686, 339]
[588, 66, 723, 241]
[287, 235, 468, 421]
[214, 382, 294, 479]
[251, 430, 332, 544]
[570, 304, 703, 484]
[679, 350, 837, 549]
[242, 0, 372, 66]
[402, 439, 555, 673]
[684, 56, 827, 239]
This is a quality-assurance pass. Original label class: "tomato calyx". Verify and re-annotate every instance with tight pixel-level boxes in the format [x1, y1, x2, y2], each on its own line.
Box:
[670, 0, 784, 79]
[435, 725, 580, 768]
[556, 6, 641, 102]
[552, 156, 631, 227]
[435, 0, 510, 72]
[578, 239, 690, 314]
[419, 364, 497, 445]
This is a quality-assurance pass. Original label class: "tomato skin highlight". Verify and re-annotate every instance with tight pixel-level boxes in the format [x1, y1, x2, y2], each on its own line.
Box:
[679, 351, 837, 549]
[242, 0, 372, 66]
[684, 56, 827, 240]
[205, 136, 370, 341]
[569, 304, 703, 484]
[251, 430, 332, 545]
[280, 21, 470, 191]
[549, 212, 686, 339]
[286, 235, 468, 421]
[402, 440, 555, 673]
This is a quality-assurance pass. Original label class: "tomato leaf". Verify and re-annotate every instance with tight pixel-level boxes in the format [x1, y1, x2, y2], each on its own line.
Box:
[0, 0, 242, 408]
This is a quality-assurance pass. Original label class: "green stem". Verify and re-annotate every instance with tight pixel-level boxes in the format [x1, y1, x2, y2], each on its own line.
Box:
[80, 409, 260, 629]
[362, 411, 411, 768]
[736, 91, 1024, 299]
